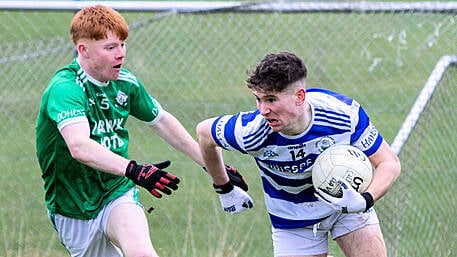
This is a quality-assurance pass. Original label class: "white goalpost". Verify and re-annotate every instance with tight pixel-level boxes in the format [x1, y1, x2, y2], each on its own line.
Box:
[391, 55, 457, 155]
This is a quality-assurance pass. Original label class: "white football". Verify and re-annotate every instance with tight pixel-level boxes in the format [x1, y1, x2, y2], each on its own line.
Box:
[312, 144, 373, 197]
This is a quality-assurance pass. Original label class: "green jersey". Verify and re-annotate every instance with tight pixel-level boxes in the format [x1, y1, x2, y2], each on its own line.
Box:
[36, 59, 162, 220]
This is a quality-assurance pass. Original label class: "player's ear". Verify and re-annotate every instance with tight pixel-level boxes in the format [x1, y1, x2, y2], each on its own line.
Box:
[76, 43, 89, 58]
[295, 88, 306, 105]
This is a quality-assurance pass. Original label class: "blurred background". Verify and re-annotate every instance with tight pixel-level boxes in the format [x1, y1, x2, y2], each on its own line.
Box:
[0, 1, 456, 256]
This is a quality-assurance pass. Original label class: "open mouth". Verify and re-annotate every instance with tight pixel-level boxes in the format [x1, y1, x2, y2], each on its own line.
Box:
[266, 118, 279, 126]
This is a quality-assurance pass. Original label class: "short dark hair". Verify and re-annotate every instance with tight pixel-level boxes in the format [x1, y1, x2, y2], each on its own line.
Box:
[246, 51, 307, 92]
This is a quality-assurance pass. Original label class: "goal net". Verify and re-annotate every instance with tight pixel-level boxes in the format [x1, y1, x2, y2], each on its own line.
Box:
[0, 1, 456, 256]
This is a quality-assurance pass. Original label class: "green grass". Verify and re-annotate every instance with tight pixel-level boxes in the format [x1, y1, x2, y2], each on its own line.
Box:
[1, 4, 456, 257]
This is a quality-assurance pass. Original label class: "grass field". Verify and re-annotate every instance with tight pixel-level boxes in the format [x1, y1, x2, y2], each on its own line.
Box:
[1, 2, 456, 257]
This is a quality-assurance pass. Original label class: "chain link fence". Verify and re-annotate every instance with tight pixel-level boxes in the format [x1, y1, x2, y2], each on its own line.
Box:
[0, 1, 456, 256]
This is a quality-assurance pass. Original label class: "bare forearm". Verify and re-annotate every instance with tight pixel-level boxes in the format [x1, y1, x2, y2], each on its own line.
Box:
[366, 141, 401, 201]
[151, 111, 205, 167]
[69, 138, 130, 176]
[200, 144, 229, 185]
[367, 161, 401, 201]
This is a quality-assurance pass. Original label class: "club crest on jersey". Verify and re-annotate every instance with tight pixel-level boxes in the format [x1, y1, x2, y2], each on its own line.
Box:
[315, 136, 335, 152]
[116, 91, 128, 106]
[263, 149, 279, 158]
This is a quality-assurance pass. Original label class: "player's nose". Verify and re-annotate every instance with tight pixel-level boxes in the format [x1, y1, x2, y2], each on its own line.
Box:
[115, 46, 126, 59]
[258, 102, 270, 115]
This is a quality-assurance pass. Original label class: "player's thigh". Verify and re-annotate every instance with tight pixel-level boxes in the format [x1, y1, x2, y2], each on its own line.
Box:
[272, 227, 329, 257]
[106, 202, 155, 253]
[335, 224, 386, 257]
[53, 213, 123, 257]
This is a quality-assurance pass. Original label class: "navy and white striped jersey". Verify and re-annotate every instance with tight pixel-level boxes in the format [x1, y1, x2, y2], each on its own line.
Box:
[210, 88, 383, 229]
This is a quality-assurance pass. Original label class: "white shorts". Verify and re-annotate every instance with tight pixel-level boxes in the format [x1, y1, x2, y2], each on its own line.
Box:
[272, 208, 379, 257]
[50, 188, 141, 257]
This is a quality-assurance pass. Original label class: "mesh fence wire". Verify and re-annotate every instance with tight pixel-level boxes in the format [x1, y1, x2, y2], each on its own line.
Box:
[0, 2, 456, 256]
[377, 65, 457, 257]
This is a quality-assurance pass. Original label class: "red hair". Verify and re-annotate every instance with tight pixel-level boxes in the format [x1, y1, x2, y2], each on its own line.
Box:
[70, 5, 128, 44]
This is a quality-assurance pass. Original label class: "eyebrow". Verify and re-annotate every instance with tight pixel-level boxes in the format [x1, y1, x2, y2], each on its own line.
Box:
[254, 92, 278, 97]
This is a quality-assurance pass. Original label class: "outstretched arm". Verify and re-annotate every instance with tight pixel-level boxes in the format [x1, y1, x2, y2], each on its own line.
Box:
[60, 121, 130, 176]
[61, 120, 180, 198]
[196, 118, 229, 185]
[151, 111, 249, 190]
[150, 110, 205, 167]
[196, 118, 254, 214]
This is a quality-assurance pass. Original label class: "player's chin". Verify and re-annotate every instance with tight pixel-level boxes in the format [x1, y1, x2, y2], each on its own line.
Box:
[267, 123, 283, 132]
[108, 71, 121, 81]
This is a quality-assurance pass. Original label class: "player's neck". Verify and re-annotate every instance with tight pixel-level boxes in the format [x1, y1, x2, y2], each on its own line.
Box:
[302, 102, 312, 132]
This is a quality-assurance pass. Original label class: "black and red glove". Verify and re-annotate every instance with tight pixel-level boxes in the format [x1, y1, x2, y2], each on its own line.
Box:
[203, 164, 249, 192]
[125, 160, 180, 198]
[223, 165, 248, 192]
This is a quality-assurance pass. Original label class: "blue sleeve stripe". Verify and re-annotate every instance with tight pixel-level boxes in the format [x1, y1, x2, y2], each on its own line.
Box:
[210, 115, 247, 153]
[224, 115, 246, 153]
[350, 106, 370, 143]
[211, 116, 225, 148]
[365, 134, 383, 156]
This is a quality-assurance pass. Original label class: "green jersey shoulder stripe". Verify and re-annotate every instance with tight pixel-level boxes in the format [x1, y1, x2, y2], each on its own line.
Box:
[118, 70, 140, 87]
